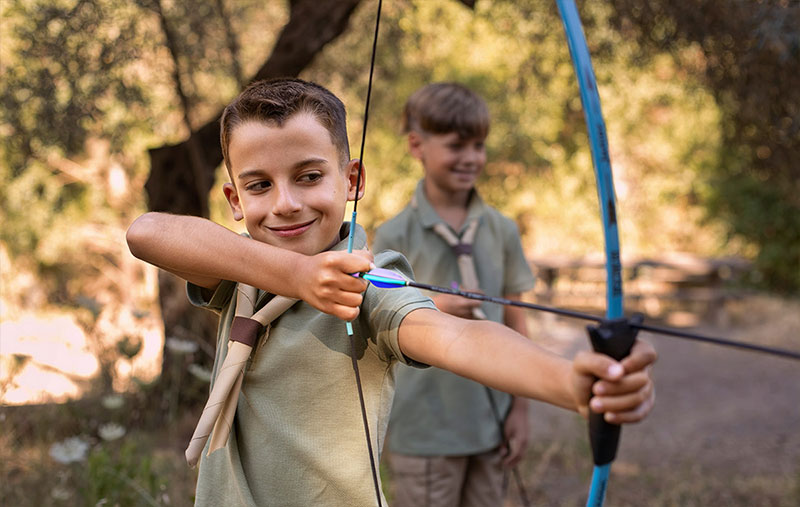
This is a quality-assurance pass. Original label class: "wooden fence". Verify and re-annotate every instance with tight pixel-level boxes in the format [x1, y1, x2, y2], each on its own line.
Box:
[529, 252, 752, 326]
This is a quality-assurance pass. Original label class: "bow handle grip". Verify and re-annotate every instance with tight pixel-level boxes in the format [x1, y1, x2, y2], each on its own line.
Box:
[586, 314, 642, 465]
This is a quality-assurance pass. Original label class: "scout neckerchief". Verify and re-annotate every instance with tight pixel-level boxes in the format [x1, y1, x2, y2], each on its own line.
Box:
[185, 284, 297, 467]
[432, 214, 533, 505]
[431, 218, 487, 320]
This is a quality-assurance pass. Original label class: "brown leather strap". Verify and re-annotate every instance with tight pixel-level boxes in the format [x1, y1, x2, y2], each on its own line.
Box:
[229, 316, 263, 347]
[185, 287, 297, 466]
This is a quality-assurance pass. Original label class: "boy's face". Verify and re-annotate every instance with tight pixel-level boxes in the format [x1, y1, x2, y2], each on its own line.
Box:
[409, 131, 486, 195]
[223, 113, 362, 256]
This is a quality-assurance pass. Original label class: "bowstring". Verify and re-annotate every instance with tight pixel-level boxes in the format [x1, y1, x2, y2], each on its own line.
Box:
[345, 1, 384, 506]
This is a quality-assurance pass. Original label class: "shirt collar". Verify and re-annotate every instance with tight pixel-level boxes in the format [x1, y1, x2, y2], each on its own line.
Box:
[412, 180, 486, 234]
[331, 222, 367, 252]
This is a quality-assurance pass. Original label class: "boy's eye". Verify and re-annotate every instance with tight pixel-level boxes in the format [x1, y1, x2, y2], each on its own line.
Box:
[245, 180, 271, 192]
[299, 171, 322, 183]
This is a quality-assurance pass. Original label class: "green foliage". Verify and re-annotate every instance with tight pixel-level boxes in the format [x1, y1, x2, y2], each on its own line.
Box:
[84, 440, 164, 506]
[303, 0, 726, 261]
[705, 150, 800, 291]
[1, 0, 153, 165]
[607, 0, 800, 292]
[2, 0, 798, 305]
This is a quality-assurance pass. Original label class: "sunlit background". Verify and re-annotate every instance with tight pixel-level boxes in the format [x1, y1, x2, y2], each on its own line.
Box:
[1, 0, 798, 505]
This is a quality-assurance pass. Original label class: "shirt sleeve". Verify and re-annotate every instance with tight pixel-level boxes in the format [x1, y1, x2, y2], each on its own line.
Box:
[371, 223, 400, 256]
[361, 249, 436, 368]
[187, 279, 236, 314]
[502, 218, 536, 295]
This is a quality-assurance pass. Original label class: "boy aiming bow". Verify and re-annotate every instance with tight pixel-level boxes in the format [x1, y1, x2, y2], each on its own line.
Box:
[127, 78, 656, 506]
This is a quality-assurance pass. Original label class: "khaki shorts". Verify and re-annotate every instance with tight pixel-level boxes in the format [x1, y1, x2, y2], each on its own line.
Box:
[387, 448, 504, 507]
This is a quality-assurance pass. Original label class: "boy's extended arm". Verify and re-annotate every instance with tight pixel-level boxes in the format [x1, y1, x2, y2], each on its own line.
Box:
[398, 308, 656, 422]
[126, 212, 372, 320]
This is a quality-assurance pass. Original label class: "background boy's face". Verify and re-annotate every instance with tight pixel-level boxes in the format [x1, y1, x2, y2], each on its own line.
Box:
[409, 131, 486, 195]
[223, 113, 360, 256]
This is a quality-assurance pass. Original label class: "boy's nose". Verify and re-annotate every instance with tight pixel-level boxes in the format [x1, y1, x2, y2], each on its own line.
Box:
[462, 147, 482, 165]
[272, 186, 302, 215]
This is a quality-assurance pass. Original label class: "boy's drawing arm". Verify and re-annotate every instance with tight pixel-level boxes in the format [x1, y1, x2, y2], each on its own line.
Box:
[398, 308, 656, 422]
[126, 212, 372, 319]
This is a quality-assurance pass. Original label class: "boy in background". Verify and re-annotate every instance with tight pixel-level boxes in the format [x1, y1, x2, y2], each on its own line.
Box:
[127, 78, 656, 506]
[373, 83, 535, 506]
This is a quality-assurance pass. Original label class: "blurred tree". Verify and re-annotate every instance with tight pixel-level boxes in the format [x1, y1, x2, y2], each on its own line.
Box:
[608, 0, 800, 290]
[1, 0, 797, 414]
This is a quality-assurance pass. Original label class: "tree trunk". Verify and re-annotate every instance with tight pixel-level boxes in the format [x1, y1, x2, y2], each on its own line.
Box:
[144, 0, 364, 215]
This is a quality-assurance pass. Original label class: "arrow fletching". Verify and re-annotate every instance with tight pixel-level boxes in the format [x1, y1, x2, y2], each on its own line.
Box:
[361, 268, 408, 288]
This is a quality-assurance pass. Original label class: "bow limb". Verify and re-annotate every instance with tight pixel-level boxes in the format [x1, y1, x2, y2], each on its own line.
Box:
[555, 1, 625, 506]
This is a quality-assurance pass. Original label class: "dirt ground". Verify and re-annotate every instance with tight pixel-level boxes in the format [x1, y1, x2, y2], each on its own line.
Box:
[2, 294, 797, 506]
[511, 294, 800, 506]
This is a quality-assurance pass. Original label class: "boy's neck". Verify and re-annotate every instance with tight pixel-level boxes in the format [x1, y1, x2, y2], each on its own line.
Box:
[423, 179, 472, 231]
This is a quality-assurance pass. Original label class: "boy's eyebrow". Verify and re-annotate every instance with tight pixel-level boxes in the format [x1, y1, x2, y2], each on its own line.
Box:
[237, 157, 330, 180]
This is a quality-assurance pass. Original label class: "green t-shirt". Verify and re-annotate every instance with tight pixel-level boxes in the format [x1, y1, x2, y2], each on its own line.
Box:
[189, 223, 435, 506]
[373, 181, 535, 456]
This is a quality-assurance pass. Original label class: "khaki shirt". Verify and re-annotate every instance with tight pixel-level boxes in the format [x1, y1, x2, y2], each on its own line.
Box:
[189, 223, 435, 506]
[373, 181, 535, 456]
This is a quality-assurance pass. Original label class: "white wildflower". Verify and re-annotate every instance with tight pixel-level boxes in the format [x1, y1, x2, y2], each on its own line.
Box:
[165, 337, 199, 355]
[98, 422, 126, 441]
[188, 363, 212, 383]
[101, 394, 124, 410]
[49, 436, 90, 464]
[51, 486, 72, 501]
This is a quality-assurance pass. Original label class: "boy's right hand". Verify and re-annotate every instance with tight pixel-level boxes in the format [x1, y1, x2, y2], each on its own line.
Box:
[296, 249, 374, 321]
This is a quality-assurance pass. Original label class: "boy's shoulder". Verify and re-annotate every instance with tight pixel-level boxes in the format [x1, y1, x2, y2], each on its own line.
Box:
[374, 202, 416, 240]
[479, 203, 520, 231]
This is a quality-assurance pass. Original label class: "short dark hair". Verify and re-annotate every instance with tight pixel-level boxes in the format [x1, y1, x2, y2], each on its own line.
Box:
[220, 78, 351, 173]
[402, 82, 489, 139]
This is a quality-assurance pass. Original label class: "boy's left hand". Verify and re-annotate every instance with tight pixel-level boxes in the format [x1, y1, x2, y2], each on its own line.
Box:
[501, 397, 530, 467]
[571, 340, 657, 424]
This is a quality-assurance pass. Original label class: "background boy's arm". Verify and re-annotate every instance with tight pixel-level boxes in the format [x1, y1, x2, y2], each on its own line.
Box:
[126, 212, 372, 320]
[501, 293, 530, 467]
[398, 308, 656, 422]
[429, 293, 483, 319]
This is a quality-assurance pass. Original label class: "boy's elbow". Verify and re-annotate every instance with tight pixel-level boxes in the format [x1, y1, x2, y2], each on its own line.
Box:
[126, 213, 159, 259]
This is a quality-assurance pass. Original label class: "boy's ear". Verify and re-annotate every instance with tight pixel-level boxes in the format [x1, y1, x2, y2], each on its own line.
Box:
[222, 183, 244, 221]
[407, 131, 425, 160]
[345, 159, 366, 202]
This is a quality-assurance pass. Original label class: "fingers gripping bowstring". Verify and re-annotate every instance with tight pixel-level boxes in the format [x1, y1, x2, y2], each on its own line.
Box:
[345, 1, 384, 506]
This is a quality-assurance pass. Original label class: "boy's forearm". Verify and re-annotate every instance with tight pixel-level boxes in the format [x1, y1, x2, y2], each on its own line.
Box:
[126, 212, 303, 295]
[399, 309, 576, 411]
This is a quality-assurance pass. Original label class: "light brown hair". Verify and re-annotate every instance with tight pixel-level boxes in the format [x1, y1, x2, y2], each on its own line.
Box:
[220, 78, 351, 174]
[402, 82, 489, 139]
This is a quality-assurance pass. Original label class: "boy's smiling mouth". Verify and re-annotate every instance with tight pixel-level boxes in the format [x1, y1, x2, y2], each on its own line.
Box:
[268, 219, 315, 238]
